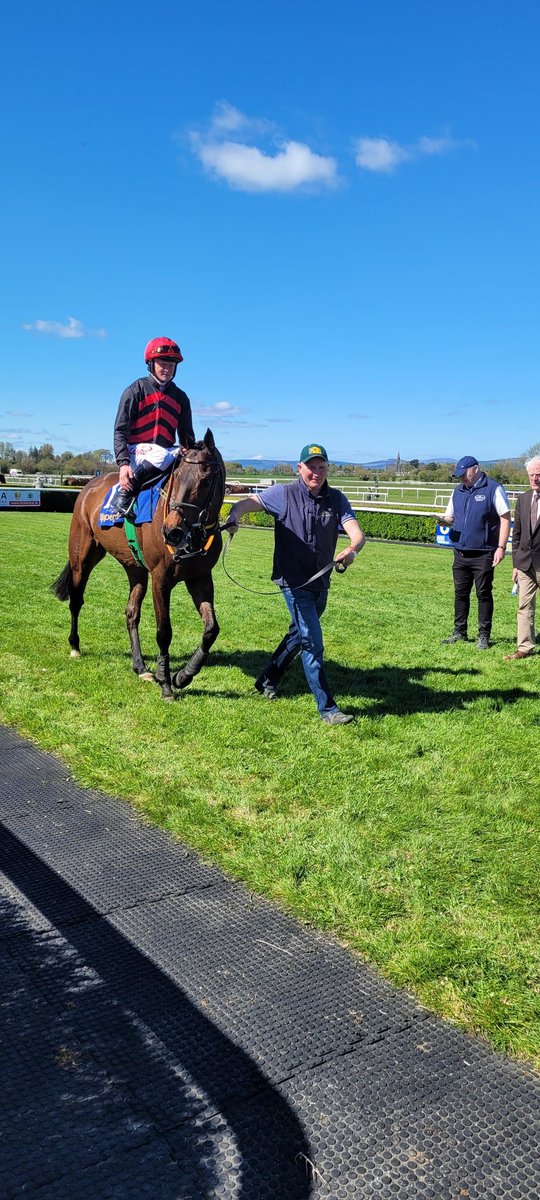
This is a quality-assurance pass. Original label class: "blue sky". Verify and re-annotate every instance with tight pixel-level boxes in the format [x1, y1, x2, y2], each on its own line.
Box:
[2, 0, 539, 464]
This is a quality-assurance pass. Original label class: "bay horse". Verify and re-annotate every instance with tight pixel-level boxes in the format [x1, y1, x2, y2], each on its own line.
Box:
[52, 429, 226, 701]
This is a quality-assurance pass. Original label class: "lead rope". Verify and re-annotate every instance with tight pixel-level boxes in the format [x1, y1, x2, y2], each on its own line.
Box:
[219, 527, 346, 596]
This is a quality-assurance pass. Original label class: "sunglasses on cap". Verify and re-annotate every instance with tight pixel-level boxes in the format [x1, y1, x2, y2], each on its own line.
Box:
[154, 344, 180, 357]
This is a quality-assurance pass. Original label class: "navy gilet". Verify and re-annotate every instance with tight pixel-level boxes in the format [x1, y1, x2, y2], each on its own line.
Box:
[451, 473, 501, 551]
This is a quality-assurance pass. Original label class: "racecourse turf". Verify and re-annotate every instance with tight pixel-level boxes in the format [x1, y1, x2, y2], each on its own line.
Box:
[0, 511, 538, 1067]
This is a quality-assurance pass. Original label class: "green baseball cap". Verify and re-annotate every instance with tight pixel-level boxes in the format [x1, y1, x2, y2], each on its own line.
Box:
[299, 442, 328, 464]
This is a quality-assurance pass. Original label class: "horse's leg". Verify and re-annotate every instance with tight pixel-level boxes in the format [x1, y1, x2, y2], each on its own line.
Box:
[172, 573, 220, 690]
[123, 566, 153, 679]
[151, 570, 175, 701]
[53, 532, 106, 657]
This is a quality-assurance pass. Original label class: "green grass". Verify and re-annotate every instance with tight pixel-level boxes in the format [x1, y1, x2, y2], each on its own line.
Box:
[1, 512, 539, 1068]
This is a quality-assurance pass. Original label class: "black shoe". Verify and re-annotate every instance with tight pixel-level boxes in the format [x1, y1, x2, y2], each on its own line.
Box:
[322, 710, 355, 725]
[255, 676, 279, 700]
[441, 632, 468, 644]
[477, 634, 490, 650]
[114, 489, 135, 517]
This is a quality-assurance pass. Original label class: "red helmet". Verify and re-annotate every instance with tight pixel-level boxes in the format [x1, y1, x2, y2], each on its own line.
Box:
[144, 337, 183, 364]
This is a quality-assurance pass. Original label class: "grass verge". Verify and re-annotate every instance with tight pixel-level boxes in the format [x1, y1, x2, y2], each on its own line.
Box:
[1, 512, 539, 1067]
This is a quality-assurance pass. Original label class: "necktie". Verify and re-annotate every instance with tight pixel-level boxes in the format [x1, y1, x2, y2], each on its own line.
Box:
[531, 493, 539, 532]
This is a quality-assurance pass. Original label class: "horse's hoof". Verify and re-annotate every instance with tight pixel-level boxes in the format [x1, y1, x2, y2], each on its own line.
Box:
[69, 649, 81, 658]
[172, 672, 191, 690]
[138, 671, 155, 682]
[161, 692, 175, 703]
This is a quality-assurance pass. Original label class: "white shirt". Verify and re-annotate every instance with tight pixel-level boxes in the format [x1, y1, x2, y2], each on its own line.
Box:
[444, 482, 510, 524]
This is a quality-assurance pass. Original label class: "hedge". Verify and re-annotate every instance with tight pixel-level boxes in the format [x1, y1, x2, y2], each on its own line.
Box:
[219, 502, 437, 544]
[4, 494, 437, 543]
[353, 509, 437, 543]
[40, 489, 78, 513]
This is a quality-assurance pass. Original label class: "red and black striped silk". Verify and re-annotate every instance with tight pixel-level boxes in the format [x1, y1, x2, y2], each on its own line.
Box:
[129, 390, 183, 448]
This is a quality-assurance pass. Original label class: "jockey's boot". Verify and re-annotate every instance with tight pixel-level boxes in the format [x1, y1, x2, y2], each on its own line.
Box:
[114, 488, 137, 517]
[114, 460, 157, 518]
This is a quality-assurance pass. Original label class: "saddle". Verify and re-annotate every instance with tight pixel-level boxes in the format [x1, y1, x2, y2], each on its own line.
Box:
[98, 464, 172, 529]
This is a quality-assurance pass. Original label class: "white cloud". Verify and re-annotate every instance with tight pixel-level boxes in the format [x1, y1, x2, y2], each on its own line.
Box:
[197, 139, 337, 192]
[189, 103, 338, 193]
[193, 401, 265, 429]
[209, 100, 272, 138]
[355, 138, 410, 173]
[22, 317, 106, 339]
[354, 133, 471, 174]
[194, 401, 243, 417]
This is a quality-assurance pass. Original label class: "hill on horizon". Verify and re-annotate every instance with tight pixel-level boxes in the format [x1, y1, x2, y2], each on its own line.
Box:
[226, 455, 512, 471]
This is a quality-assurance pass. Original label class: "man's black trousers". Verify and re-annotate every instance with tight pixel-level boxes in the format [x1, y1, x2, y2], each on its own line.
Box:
[452, 549, 495, 637]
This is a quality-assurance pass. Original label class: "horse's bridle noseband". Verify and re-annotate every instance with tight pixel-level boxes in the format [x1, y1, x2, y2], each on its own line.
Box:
[163, 454, 224, 561]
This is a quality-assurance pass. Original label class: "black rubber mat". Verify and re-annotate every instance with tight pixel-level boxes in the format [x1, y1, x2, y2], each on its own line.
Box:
[1, 725, 539, 1198]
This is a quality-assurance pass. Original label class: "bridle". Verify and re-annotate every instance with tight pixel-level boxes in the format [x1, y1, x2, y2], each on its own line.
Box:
[162, 452, 225, 561]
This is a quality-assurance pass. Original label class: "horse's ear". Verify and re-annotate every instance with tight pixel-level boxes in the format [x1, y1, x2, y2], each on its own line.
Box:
[203, 428, 215, 451]
[185, 432, 195, 449]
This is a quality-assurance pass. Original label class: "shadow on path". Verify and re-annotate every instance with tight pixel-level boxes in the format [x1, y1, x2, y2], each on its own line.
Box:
[1, 825, 312, 1199]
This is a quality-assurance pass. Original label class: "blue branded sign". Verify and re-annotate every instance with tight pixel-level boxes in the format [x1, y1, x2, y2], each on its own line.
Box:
[435, 524, 453, 546]
[435, 521, 514, 549]
[0, 488, 40, 508]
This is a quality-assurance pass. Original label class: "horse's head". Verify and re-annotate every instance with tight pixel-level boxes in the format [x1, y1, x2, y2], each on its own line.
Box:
[162, 428, 226, 559]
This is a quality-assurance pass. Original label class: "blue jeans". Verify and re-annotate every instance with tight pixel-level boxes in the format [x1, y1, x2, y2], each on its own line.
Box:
[265, 587, 338, 717]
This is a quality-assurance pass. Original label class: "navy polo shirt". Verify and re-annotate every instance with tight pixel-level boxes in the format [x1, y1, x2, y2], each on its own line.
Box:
[259, 477, 355, 591]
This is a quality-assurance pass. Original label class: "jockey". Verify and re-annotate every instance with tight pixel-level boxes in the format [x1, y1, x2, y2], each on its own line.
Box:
[113, 336, 195, 517]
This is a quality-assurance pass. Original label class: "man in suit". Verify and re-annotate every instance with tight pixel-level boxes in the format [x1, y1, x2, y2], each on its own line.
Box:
[504, 457, 540, 660]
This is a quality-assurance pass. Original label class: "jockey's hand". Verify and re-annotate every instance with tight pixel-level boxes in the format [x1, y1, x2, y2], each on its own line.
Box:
[119, 464, 134, 490]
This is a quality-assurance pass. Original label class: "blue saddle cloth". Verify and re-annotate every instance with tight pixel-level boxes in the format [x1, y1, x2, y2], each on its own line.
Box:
[98, 481, 163, 528]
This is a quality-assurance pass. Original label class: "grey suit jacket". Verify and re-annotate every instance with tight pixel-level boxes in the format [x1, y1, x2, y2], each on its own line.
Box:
[512, 490, 540, 572]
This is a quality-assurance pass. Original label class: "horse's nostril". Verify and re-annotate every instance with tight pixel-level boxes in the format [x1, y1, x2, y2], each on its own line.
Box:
[165, 527, 184, 547]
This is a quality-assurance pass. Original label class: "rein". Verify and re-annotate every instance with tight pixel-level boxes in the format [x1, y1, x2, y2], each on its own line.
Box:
[219, 530, 347, 596]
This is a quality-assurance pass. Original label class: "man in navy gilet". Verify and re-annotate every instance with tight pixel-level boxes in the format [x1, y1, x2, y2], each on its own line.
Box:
[440, 455, 511, 649]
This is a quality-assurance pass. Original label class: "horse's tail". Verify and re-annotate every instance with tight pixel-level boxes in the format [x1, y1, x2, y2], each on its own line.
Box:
[51, 562, 72, 602]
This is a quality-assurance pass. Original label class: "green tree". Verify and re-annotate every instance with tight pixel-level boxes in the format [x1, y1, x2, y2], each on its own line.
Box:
[0, 442, 16, 470]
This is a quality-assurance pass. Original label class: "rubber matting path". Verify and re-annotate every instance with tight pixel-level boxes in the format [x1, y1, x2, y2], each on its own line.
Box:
[1, 724, 538, 1199]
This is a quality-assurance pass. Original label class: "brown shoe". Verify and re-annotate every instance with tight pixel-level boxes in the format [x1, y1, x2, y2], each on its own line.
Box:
[503, 650, 535, 660]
